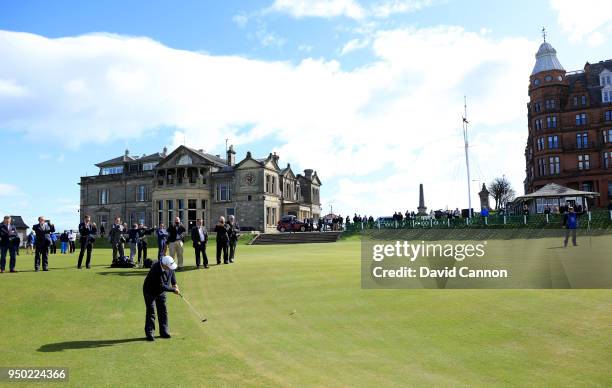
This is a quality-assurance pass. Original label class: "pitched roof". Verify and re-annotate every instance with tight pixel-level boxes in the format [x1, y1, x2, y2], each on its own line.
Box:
[518, 183, 599, 200]
[95, 154, 135, 167]
[9, 215, 29, 229]
[185, 146, 228, 167]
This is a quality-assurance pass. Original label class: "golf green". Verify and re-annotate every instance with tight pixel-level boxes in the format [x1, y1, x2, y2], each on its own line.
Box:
[1, 239, 611, 387]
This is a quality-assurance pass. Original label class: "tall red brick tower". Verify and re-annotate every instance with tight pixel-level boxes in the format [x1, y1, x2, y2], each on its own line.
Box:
[524, 35, 612, 210]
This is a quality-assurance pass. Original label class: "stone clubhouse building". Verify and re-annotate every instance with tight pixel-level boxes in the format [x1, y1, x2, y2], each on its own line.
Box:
[79, 145, 322, 233]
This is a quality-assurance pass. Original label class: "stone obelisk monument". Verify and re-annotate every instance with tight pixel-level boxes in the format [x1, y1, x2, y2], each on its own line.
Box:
[417, 183, 427, 215]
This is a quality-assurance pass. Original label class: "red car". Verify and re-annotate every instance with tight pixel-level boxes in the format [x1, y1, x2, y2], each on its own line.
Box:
[277, 215, 307, 232]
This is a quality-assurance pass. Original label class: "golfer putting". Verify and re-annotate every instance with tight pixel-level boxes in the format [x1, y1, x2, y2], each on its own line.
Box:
[142, 255, 179, 341]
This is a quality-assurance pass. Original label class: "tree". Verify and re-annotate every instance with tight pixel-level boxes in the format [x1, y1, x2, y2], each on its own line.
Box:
[489, 177, 515, 210]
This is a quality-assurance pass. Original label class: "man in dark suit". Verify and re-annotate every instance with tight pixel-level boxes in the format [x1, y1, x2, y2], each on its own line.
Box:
[0, 216, 20, 273]
[227, 215, 240, 264]
[214, 216, 229, 265]
[109, 217, 126, 262]
[167, 217, 186, 270]
[77, 215, 97, 269]
[33, 216, 54, 271]
[191, 218, 208, 268]
[137, 223, 155, 267]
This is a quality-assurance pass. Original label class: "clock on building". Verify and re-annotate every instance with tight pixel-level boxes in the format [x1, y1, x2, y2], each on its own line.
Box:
[244, 172, 255, 185]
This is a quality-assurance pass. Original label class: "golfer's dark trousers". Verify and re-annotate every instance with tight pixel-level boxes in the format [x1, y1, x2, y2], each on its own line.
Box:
[78, 239, 93, 268]
[564, 228, 577, 246]
[138, 241, 147, 263]
[194, 243, 208, 267]
[34, 245, 49, 270]
[144, 292, 169, 336]
[229, 240, 237, 262]
[0, 245, 17, 271]
[216, 240, 228, 264]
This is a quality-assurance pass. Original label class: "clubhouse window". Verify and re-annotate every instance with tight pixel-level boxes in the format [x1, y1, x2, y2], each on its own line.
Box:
[578, 154, 590, 170]
[548, 156, 560, 175]
[575, 113, 587, 126]
[576, 132, 588, 149]
[604, 152, 612, 169]
[99, 189, 109, 205]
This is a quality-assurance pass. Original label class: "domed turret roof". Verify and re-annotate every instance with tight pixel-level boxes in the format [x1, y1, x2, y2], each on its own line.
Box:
[532, 41, 564, 75]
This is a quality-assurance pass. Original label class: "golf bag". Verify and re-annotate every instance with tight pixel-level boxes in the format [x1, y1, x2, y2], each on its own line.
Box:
[110, 255, 135, 268]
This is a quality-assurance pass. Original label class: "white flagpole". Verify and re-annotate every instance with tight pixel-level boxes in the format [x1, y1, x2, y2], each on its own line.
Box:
[463, 96, 473, 218]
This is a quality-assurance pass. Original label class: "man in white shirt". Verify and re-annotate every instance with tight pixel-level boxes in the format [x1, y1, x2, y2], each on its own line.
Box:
[191, 218, 208, 268]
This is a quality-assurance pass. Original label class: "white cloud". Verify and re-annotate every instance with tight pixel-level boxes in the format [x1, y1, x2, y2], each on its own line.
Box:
[0, 27, 536, 216]
[550, 0, 612, 46]
[269, 0, 366, 19]
[0, 79, 28, 97]
[266, 0, 436, 19]
[340, 37, 370, 55]
[0, 183, 23, 197]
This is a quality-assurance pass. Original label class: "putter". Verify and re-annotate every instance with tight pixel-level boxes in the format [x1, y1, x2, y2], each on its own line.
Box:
[178, 293, 207, 323]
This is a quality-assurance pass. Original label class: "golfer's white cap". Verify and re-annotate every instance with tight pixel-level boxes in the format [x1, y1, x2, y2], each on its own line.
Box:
[161, 255, 178, 270]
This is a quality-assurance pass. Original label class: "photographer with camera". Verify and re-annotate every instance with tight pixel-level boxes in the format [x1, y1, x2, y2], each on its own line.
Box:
[77, 215, 97, 269]
[137, 223, 155, 268]
[33, 216, 54, 271]
[0, 216, 20, 273]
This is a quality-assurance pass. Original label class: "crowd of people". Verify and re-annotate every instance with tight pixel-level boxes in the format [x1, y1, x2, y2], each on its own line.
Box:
[0, 214, 241, 273]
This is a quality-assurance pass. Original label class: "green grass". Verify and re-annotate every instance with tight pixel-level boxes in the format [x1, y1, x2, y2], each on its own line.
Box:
[1, 239, 611, 387]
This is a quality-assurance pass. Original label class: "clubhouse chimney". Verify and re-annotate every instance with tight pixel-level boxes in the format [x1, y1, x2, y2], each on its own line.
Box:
[226, 144, 236, 166]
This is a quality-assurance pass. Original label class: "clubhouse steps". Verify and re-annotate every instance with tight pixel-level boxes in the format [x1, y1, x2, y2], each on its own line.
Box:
[250, 231, 342, 245]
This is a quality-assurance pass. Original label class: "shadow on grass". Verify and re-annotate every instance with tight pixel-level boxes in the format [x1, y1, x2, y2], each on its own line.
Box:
[37, 338, 144, 352]
[97, 270, 147, 276]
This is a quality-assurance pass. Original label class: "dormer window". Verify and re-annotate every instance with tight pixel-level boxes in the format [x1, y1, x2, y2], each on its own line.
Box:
[101, 166, 123, 175]
[601, 70, 612, 103]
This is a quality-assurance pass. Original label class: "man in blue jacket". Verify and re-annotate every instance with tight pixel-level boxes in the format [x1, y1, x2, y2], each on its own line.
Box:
[563, 206, 581, 247]
[142, 255, 179, 341]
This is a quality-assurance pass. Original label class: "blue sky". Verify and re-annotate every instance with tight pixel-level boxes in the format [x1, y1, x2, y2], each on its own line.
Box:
[1, 0, 611, 230]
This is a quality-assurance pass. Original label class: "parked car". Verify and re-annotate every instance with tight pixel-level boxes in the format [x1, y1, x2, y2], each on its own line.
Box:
[277, 215, 307, 232]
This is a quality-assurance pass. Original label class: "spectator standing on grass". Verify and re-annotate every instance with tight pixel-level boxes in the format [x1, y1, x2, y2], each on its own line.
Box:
[563, 206, 581, 247]
[32, 217, 54, 271]
[191, 218, 208, 268]
[26, 231, 34, 255]
[68, 230, 76, 253]
[167, 217, 186, 270]
[156, 223, 168, 259]
[100, 224, 105, 238]
[59, 230, 69, 254]
[109, 217, 126, 262]
[0, 216, 20, 273]
[227, 215, 240, 264]
[317, 217, 324, 232]
[127, 223, 140, 263]
[49, 231, 57, 255]
[77, 215, 97, 269]
[214, 216, 230, 265]
[137, 224, 155, 267]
